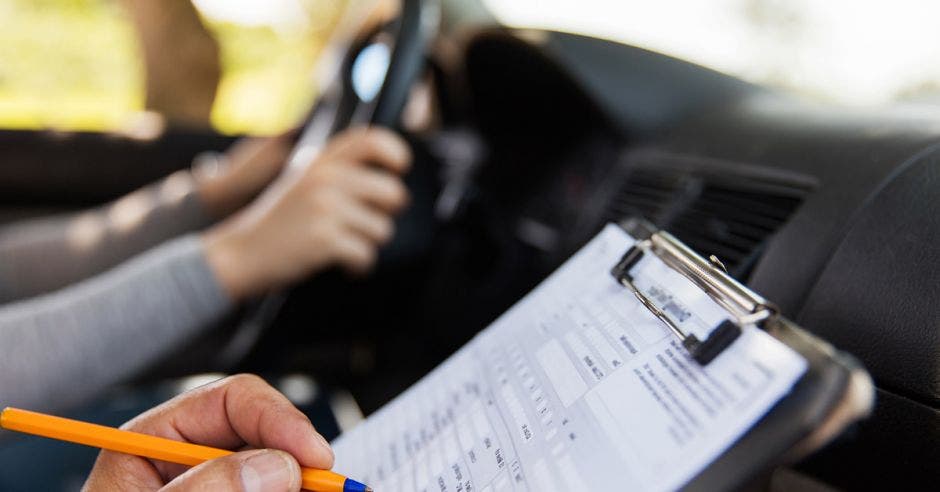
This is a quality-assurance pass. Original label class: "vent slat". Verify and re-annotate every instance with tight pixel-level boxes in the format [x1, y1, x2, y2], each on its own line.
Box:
[696, 188, 800, 221]
[610, 195, 667, 211]
[620, 186, 676, 196]
[685, 199, 785, 230]
[678, 210, 770, 242]
[671, 216, 759, 252]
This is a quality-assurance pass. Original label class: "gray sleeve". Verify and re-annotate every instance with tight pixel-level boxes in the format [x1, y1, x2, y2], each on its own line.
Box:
[0, 178, 214, 303]
[0, 234, 232, 413]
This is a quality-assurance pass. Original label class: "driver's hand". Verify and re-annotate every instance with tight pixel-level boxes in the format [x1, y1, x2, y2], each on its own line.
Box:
[202, 127, 412, 300]
[83, 374, 333, 492]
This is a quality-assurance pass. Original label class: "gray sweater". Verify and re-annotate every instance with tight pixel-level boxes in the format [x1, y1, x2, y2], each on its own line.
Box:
[0, 184, 232, 412]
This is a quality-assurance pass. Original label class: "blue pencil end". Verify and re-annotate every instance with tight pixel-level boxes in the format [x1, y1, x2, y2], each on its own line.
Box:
[343, 478, 371, 492]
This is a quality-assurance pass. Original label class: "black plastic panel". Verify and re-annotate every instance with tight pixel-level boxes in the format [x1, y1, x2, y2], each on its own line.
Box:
[797, 145, 940, 407]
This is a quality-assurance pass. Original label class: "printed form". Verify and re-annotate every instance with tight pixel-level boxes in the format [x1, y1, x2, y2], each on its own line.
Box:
[331, 224, 807, 491]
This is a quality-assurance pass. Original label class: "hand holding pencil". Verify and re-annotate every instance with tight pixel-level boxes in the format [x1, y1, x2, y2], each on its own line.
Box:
[0, 374, 369, 492]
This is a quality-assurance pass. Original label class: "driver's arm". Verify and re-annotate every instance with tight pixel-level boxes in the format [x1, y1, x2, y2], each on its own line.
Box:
[0, 127, 410, 413]
[0, 135, 291, 304]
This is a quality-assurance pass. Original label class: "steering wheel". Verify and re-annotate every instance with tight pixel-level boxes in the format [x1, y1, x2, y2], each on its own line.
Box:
[214, 0, 441, 367]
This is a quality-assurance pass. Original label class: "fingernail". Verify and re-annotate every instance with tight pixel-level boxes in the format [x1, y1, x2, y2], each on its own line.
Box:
[241, 451, 294, 492]
[314, 432, 335, 460]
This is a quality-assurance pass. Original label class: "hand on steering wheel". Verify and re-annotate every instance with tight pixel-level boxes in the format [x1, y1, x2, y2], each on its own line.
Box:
[202, 127, 412, 301]
[204, 0, 439, 364]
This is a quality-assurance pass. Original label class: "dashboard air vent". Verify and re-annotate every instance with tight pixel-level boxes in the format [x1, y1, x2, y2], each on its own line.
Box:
[603, 153, 814, 279]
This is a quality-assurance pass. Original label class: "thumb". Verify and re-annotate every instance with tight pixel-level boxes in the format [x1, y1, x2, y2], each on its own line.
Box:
[161, 449, 302, 492]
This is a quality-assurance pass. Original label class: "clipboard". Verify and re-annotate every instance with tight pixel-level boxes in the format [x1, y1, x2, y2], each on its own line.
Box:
[329, 218, 875, 491]
[611, 217, 875, 491]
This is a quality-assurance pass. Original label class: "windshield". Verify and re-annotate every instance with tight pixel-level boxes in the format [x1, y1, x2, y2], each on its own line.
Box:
[483, 0, 940, 107]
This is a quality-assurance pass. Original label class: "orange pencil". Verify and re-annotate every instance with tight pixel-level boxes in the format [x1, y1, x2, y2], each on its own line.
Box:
[0, 407, 371, 492]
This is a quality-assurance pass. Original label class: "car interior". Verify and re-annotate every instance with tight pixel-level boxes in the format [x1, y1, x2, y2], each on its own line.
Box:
[0, 0, 937, 489]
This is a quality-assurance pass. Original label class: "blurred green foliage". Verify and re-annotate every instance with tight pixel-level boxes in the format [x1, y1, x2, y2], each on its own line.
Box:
[0, 0, 143, 130]
[0, 0, 344, 134]
[206, 5, 343, 135]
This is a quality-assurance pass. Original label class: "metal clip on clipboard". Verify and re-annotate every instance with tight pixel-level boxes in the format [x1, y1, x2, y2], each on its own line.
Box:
[610, 222, 780, 365]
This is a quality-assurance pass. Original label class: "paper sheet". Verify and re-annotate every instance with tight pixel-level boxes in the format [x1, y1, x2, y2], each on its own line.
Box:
[331, 224, 807, 491]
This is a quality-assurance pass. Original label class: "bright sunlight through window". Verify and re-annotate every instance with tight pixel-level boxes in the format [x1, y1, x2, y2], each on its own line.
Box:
[484, 0, 940, 107]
